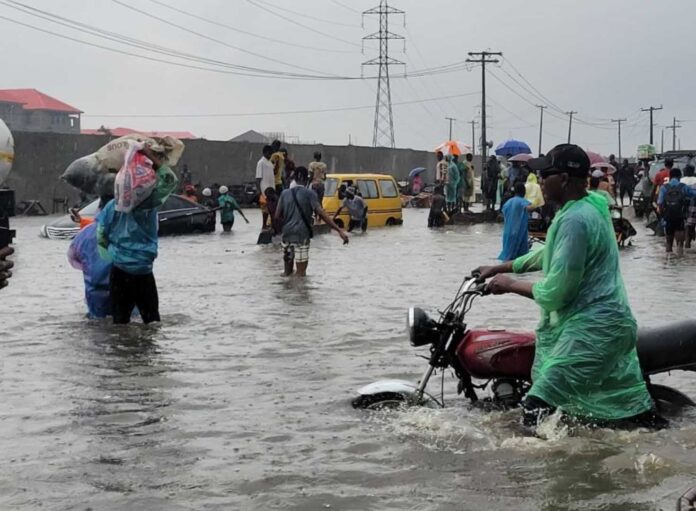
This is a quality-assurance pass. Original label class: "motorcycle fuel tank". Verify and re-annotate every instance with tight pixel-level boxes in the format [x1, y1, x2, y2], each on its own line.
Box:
[455, 328, 536, 380]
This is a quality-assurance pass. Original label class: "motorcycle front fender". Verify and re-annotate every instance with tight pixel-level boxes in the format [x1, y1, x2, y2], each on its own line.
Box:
[355, 379, 437, 406]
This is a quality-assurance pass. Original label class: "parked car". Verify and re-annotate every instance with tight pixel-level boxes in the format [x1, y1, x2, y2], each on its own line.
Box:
[40, 194, 216, 240]
[229, 182, 259, 206]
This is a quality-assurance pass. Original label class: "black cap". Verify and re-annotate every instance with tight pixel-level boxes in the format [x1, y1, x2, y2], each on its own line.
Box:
[528, 144, 591, 178]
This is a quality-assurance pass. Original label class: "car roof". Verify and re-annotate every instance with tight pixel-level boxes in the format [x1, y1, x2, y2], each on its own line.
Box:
[326, 173, 396, 180]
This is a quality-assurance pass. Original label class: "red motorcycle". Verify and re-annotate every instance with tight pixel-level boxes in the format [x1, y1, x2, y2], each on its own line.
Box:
[353, 274, 696, 416]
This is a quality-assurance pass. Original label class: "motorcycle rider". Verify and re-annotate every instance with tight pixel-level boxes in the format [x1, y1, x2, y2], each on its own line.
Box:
[477, 144, 664, 429]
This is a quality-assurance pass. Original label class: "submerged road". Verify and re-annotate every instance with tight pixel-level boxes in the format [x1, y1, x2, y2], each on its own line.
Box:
[2, 209, 696, 510]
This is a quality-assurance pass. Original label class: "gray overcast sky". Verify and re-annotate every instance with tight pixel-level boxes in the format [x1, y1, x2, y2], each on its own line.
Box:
[3, 0, 696, 156]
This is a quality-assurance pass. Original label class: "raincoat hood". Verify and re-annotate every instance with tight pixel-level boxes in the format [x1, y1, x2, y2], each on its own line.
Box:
[527, 173, 538, 185]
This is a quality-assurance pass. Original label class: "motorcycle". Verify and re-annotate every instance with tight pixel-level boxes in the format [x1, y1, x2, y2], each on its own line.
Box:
[353, 273, 696, 418]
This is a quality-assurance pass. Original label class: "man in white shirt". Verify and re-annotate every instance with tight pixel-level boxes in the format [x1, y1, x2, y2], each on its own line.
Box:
[256, 144, 275, 229]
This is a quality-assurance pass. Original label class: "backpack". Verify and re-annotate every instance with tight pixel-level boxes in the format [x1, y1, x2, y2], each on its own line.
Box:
[663, 184, 687, 221]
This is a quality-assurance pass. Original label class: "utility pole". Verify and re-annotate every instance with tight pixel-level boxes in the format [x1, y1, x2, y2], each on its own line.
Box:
[536, 105, 546, 155]
[469, 119, 479, 156]
[466, 51, 502, 165]
[445, 117, 456, 140]
[611, 118, 627, 162]
[362, 1, 405, 148]
[667, 117, 682, 151]
[640, 105, 663, 145]
[661, 129, 664, 154]
[566, 111, 577, 143]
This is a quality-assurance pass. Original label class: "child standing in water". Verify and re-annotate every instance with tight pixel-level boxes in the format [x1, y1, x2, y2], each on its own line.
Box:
[218, 186, 249, 232]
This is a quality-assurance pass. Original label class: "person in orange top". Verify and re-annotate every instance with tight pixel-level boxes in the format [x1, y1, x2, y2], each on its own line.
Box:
[652, 158, 673, 203]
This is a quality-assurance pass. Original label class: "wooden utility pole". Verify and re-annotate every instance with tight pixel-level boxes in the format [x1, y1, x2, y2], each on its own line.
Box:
[667, 117, 682, 151]
[536, 105, 546, 155]
[640, 105, 663, 145]
[445, 117, 456, 140]
[611, 118, 627, 162]
[466, 51, 502, 164]
[469, 119, 479, 156]
[566, 111, 577, 143]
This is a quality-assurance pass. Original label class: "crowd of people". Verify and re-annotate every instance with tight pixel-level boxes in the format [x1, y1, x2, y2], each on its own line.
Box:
[254, 141, 349, 276]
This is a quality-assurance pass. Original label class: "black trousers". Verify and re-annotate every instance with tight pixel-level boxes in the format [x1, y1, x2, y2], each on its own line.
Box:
[110, 266, 160, 324]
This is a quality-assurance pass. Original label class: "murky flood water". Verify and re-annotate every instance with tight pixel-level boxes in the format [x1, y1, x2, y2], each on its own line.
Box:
[3, 208, 696, 510]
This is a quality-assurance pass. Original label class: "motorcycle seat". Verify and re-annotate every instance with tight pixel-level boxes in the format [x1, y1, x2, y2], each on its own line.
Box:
[637, 320, 696, 375]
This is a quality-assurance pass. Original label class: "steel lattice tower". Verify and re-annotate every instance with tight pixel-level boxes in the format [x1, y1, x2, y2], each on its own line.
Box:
[362, 1, 404, 148]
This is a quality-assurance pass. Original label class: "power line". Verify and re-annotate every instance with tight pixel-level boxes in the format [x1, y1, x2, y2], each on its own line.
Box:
[0, 0, 349, 79]
[112, 0, 340, 78]
[253, 0, 360, 28]
[0, 13, 319, 79]
[245, 0, 362, 49]
[501, 57, 564, 114]
[146, 0, 356, 54]
[499, 58, 623, 129]
[330, 0, 361, 14]
[2, 0, 478, 82]
[83, 90, 482, 118]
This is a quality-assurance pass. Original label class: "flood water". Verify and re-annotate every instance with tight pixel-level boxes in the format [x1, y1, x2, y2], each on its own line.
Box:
[3, 208, 696, 510]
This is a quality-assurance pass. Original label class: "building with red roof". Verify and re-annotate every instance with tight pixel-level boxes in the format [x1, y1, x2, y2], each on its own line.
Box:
[0, 89, 82, 134]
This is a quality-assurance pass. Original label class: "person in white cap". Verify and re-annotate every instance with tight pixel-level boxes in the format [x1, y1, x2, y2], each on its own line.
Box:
[218, 185, 248, 232]
[201, 187, 217, 209]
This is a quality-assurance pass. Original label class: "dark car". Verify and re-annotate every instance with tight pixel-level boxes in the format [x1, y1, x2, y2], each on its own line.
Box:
[229, 182, 259, 206]
[40, 194, 216, 240]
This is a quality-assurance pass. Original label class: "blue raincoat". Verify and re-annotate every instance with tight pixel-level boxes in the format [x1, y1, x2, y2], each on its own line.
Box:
[68, 222, 112, 318]
[97, 164, 177, 275]
[498, 195, 530, 261]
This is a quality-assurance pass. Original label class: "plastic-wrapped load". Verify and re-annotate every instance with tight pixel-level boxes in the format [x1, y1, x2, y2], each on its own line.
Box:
[61, 134, 184, 196]
[95, 134, 184, 171]
[113, 141, 157, 213]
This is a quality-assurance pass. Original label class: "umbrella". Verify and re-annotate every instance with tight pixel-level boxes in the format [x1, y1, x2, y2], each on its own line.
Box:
[434, 140, 472, 156]
[591, 162, 617, 175]
[508, 153, 534, 162]
[408, 167, 427, 179]
[495, 139, 532, 157]
[585, 151, 606, 165]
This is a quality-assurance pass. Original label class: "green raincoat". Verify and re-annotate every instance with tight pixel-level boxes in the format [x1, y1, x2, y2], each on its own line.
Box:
[218, 194, 240, 224]
[512, 192, 653, 420]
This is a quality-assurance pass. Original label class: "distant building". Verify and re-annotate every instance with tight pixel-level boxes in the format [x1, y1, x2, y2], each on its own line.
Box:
[0, 89, 82, 134]
[81, 126, 197, 139]
[229, 130, 273, 144]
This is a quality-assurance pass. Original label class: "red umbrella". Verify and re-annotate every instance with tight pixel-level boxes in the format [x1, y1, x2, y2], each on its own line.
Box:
[508, 153, 533, 162]
[585, 151, 606, 165]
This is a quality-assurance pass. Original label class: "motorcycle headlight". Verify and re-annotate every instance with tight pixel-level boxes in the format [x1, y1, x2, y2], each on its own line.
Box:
[408, 307, 440, 347]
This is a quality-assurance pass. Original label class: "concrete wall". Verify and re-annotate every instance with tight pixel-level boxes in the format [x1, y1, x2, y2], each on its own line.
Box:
[4, 132, 486, 211]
